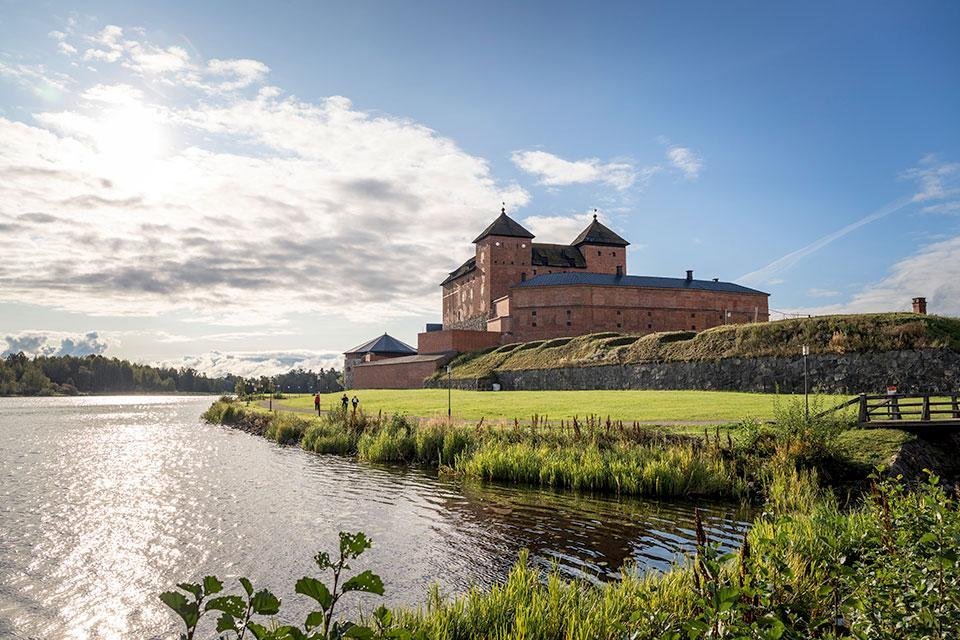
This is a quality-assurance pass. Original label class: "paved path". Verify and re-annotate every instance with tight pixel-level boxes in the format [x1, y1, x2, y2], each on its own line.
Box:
[257, 399, 729, 426]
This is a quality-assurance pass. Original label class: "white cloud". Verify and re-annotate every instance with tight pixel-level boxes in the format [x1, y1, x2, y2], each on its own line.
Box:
[785, 235, 960, 317]
[165, 350, 343, 377]
[511, 150, 650, 190]
[206, 58, 270, 90]
[807, 288, 840, 298]
[0, 24, 530, 328]
[2, 331, 108, 358]
[901, 154, 960, 202]
[521, 210, 596, 244]
[81, 83, 144, 105]
[666, 145, 702, 179]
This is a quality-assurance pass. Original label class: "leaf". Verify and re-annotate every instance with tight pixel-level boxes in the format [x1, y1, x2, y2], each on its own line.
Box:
[251, 589, 281, 615]
[216, 612, 237, 634]
[305, 610, 325, 630]
[203, 575, 224, 595]
[339, 531, 373, 559]
[342, 570, 385, 596]
[206, 595, 246, 617]
[314, 551, 333, 570]
[239, 576, 254, 597]
[176, 582, 203, 600]
[296, 576, 334, 609]
[247, 621, 271, 640]
[159, 591, 200, 628]
[272, 625, 310, 640]
[343, 625, 375, 639]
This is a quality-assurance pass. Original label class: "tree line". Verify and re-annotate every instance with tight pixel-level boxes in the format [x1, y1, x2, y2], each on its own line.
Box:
[0, 352, 342, 396]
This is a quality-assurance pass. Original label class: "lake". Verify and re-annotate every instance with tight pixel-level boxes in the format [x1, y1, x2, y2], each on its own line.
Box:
[0, 396, 750, 639]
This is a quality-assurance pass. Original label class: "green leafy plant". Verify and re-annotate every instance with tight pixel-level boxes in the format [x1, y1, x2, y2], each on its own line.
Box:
[160, 531, 407, 640]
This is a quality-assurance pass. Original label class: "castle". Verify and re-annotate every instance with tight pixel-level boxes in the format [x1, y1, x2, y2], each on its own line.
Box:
[344, 208, 769, 388]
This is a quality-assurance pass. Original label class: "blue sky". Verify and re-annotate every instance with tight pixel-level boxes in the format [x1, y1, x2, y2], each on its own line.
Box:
[1, 1, 958, 375]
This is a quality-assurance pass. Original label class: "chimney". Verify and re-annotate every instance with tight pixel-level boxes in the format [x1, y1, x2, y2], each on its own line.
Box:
[912, 297, 927, 314]
[685, 270, 693, 282]
[712, 278, 719, 282]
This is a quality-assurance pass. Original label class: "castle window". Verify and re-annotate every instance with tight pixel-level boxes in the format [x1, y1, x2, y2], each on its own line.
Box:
[532, 322, 537, 327]
[495, 241, 501, 247]
[616, 323, 622, 328]
[566, 321, 572, 327]
[521, 243, 527, 248]
[616, 310, 621, 315]
[597, 250, 602, 256]
[531, 310, 537, 316]
[647, 311, 652, 317]
[566, 309, 571, 315]
[647, 323, 652, 329]
[691, 325, 696, 330]
[521, 272, 526, 281]
[691, 313, 696, 318]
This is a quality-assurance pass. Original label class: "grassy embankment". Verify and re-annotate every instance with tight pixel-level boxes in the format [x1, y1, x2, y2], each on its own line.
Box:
[204, 394, 912, 499]
[278, 388, 838, 425]
[432, 312, 960, 382]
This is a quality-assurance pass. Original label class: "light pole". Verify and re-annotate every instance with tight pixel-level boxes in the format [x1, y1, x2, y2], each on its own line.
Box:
[802, 345, 810, 421]
[447, 364, 453, 420]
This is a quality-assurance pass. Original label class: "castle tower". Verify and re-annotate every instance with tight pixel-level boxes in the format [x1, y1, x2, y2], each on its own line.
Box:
[473, 206, 535, 317]
[571, 212, 629, 275]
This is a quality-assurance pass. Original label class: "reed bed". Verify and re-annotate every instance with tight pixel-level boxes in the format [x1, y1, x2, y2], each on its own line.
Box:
[204, 400, 749, 498]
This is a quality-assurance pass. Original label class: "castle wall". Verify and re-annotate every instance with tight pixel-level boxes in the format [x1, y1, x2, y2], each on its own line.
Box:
[505, 284, 768, 343]
[352, 355, 453, 389]
[580, 245, 626, 275]
[417, 329, 502, 354]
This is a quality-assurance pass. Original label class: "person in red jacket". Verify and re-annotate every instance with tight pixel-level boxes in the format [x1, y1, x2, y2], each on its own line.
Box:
[313, 393, 321, 416]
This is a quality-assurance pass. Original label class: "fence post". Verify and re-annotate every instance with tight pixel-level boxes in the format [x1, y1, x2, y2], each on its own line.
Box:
[921, 395, 931, 422]
[951, 394, 960, 419]
[891, 396, 901, 420]
[858, 394, 868, 424]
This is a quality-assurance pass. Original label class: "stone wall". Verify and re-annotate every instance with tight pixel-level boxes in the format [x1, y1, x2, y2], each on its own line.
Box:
[437, 349, 960, 394]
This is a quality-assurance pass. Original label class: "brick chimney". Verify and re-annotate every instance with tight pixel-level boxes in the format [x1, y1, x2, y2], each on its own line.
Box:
[686, 269, 694, 282]
[912, 297, 927, 314]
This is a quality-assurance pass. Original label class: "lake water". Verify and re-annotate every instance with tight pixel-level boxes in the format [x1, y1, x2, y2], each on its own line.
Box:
[0, 396, 751, 639]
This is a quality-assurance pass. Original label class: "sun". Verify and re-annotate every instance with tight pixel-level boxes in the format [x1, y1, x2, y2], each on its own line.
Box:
[92, 102, 167, 189]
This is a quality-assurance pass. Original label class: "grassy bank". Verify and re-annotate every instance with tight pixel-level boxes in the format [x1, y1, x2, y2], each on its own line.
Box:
[204, 395, 882, 500]
[435, 313, 960, 382]
[277, 388, 846, 424]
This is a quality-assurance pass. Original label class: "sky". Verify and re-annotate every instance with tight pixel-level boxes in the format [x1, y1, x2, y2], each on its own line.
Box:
[1, 1, 958, 377]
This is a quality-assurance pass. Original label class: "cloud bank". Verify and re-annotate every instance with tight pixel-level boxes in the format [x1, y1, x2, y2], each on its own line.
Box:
[2, 331, 108, 358]
[0, 24, 529, 327]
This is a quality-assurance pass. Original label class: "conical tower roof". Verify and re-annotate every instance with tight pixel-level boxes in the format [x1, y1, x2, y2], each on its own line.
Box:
[571, 213, 629, 247]
[344, 333, 416, 356]
[472, 205, 535, 243]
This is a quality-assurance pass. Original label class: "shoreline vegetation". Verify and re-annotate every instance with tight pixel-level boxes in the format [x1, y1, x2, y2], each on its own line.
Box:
[179, 395, 960, 638]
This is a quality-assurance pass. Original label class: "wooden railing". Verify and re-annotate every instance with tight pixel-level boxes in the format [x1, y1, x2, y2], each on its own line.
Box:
[856, 393, 960, 424]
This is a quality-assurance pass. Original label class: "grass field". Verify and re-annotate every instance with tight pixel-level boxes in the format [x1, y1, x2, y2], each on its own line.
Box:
[277, 389, 852, 423]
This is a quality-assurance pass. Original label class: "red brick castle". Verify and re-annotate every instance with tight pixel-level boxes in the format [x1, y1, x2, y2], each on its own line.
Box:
[345, 208, 769, 388]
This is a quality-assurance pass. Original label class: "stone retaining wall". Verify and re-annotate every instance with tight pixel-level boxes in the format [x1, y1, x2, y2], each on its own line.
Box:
[428, 349, 960, 394]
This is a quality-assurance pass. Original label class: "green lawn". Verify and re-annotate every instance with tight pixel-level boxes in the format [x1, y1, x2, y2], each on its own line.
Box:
[279, 389, 851, 424]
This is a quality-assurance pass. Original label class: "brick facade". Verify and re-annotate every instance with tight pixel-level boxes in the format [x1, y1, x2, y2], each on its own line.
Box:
[439, 210, 769, 344]
[351, 354, 454, 389]
[506, 283, 768, 343]
[417, 329, 502, 354]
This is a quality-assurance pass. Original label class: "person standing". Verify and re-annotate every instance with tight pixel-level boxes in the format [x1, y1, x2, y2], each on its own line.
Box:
[351, 395, 360, 412]
[313, 393, 321, 416]
[341, 393, 349, 412]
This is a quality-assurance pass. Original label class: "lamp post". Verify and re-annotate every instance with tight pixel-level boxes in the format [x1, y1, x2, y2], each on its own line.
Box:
[447, 364, 453, 420]
[802, 345, 810, 421]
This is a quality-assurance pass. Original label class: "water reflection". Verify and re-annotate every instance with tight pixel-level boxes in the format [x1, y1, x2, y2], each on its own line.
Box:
[0, 397, 750, 639]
